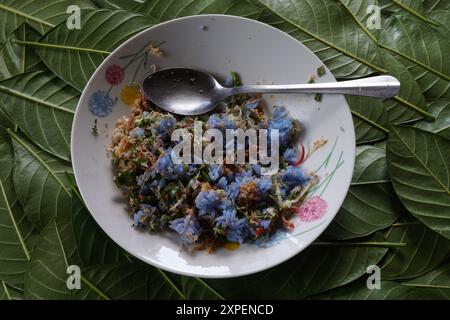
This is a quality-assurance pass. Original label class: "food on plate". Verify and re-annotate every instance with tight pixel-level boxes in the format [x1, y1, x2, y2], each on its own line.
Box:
[109, 73, 319, 251]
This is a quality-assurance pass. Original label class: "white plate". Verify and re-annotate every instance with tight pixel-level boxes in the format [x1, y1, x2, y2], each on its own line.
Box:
[72, 15, 355, 278]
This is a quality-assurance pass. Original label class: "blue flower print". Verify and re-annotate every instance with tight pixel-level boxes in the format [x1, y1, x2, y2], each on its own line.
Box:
[88, 90, 115, 117]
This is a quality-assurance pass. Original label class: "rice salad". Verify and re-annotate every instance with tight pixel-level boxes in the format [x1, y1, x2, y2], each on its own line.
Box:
[109, 74, 319, 252]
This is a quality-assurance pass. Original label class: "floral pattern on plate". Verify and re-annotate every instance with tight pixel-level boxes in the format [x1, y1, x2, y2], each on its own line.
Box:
[87, 41, 162, 117]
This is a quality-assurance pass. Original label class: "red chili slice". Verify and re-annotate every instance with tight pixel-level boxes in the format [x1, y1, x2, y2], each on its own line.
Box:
[255, 227, 265, 238]
[293, 143, 305, 166]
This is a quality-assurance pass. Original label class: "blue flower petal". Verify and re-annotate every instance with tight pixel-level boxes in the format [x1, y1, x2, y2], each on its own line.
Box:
[208, 165, 222, 182]
[130, 127, 145, 139]
[133, 210, 144, 227]
[169, 215, 202, 244]
[156, 117, 176, 134]
[282, 166, 310, 189]
[256, 178, 273, 195]
[195, 190, 222, 216]
[283, 148, 299, 164]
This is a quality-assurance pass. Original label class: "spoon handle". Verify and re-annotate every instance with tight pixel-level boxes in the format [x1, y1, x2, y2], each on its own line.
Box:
[229, 75, 400, 99]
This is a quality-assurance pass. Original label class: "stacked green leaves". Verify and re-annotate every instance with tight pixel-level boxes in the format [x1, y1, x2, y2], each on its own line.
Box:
[0, 0, 448, 300]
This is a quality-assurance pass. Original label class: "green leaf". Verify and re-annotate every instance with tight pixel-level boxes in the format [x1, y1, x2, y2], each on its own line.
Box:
[0, 70, 79, 161]
[380, 217, 450, 280]
[380, 51, 428, 123]
[338, 0, 380, 40]
[0, 23, 41, 81]
[351, 145, 389, 183]
[135, 0, 263, 20]
[74, 202, 223, 300]
[380, 13, 450, 100]
[347, 96, 388, 144]
[402, 261, 450, 297]
[255, 0, 383, 78]
[36, 9, 156, 90]
[24, 217, 79, 299]
[0, 0, 95, 44]
[91, 0, 143, 10]
[312, 280, 445, 299]
[423, 0, 450, 12]
[168, 274, 224, 300]
[379, 0, 438, 26]
[207, 235, 388, 298]
[380, 0, 424, 13]
[9, 131, 72, 230]
[325, 146, 404, 240]
[24, 216, 185, 299]
[72, 194, 131, 266]
[387, 126, 450, 239]
[427, 10, 450, 35]
[414, 100, 450, 139]
[338, 1, 430, 122]
[0, 281, 24, 300]
[72, 264, 184, 300]
[0, 138, 34, 285]
[0, 108, 14, 140]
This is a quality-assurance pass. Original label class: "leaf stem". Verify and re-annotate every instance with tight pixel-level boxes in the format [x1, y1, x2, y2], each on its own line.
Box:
[64, 171, 84, 205]
[393, 96, 435, 120]
[350, 180, 391, 186]
[1, 281, 12, 300]
[379, 44, 450, 82]
[338, 3, 450, 81]
[312, 241, 406, 248]
[156, 268, 185, 299]
[338, 0, 379, 43]
[195, 278, 225, 300]
[80, 275, 110, 300]
[390, 0, 440, 26]
[401, 283, 450, 289]
[0, 179, 30, 260]
[392, 126, 450, 196]
[351, 110, 390, 133]
[0, 4, 55, 28]
[391, 221, 421, 227]
[256, 0, 387, 74]
[0, 85, 75, 115]
[12, 40, 111, 55]
[7, 129, 71, 197]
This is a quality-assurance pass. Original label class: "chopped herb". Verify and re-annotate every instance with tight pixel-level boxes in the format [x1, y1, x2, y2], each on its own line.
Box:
[91, 119, 98, 136]
[228, 71, 246, 105]
[317, 65, 326, 77]
[114, 171, 135, 187]
[307, 75, 316, 83]
[314, 93, 322, 102]
[230, 71, 242, 87]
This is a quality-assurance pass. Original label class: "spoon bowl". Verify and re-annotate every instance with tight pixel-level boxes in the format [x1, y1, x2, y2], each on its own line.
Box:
[142, 68, 225, 115]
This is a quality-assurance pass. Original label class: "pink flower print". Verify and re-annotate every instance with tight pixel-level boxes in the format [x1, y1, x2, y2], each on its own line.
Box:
[105, 64, 124, 85]
[297, 196, 327, 222]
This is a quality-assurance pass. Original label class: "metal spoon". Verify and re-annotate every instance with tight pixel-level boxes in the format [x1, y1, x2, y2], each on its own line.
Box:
[141, 68, 400, 115]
